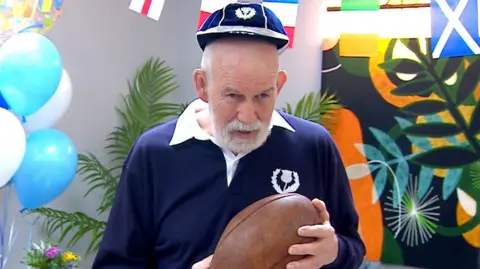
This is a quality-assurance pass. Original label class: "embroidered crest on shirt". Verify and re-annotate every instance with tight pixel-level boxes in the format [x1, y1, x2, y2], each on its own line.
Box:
[271, 169, 300, 194]
[235, 7, 256, 20]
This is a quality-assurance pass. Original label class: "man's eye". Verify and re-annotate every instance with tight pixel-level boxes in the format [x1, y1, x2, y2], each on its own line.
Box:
[227, 93, 238, 98]
[259, 93, 269, 99]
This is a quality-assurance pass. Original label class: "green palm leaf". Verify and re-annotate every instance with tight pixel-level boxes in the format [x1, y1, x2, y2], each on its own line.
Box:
[30, 207, 106, 256]
[106, 58, 185, 165]
[281, 89, 343, 133]
[77, 153, 118, 215]
[28, 57, 183, 257]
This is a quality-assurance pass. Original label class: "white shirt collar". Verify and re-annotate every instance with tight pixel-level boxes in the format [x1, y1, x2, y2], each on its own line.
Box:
[169, 99, 295, 146]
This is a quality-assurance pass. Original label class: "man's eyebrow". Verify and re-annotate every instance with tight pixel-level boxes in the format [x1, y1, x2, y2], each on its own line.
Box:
[221, 87, 274, 94]
[221, 87, 238, 93]
[262, 88, 275, 93]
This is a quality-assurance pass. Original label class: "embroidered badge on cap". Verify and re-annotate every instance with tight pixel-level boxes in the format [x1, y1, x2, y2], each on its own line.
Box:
[235, 6, 256, 20]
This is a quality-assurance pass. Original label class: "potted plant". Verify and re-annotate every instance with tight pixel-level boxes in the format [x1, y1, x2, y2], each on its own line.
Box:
[280, 88, 343, 134]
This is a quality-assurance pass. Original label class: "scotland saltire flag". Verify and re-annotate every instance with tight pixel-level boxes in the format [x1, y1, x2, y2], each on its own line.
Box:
[431, 0, 480, 58]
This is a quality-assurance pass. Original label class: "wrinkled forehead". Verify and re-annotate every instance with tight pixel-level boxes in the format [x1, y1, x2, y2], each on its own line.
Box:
[212, 60, 278, 90]
[211, 50, 278, 80]
[204, 39, 279, 92]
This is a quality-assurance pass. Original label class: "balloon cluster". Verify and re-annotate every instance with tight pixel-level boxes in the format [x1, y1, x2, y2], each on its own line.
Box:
[0, 32, 77, 211]
[0, 0, 64, 45]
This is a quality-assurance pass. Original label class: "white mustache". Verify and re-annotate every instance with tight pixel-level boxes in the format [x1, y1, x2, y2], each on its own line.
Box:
[226, 120, 263, 132]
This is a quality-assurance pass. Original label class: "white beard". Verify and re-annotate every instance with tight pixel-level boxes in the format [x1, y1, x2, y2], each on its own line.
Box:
[209, 106, 271, 154]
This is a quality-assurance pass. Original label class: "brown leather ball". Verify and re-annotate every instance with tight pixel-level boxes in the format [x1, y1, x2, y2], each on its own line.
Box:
[210, 193, 321, 269]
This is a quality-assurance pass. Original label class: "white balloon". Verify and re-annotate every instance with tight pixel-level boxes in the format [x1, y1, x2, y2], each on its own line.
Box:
[23, 68, 73, 133]
[0, 108, 26, 188]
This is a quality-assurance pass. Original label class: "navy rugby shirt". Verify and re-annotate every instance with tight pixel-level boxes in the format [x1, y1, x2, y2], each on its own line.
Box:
[92, 99, 366, 269]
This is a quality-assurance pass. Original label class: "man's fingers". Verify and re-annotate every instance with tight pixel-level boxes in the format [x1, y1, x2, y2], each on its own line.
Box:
[298, 224, 335, 239]
[312, 199, 330, 224]
[286, 253, 323, 269]
[289, 240, 320, 256]
[192, 255, 213, 269]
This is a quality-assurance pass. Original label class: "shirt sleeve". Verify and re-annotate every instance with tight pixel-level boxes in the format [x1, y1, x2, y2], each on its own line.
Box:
[92, 141, 155, 268]
[322, 135, 366, 269]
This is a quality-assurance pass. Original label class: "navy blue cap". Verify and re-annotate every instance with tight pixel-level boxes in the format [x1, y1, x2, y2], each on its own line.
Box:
[196, 2, 290, 54]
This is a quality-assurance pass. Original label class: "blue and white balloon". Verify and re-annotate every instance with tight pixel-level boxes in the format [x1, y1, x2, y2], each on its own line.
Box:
[0, 108, 26, 188]
[0, 32, 62, 116]
[12, 128, 77, 210]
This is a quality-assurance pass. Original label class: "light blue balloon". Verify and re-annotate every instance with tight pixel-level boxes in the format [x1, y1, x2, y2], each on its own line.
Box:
[12, 128, 77, 210]
[0, 32, 62, 116]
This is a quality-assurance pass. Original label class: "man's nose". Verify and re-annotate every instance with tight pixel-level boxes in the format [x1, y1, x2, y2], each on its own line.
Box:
[236, 101, 257, 124]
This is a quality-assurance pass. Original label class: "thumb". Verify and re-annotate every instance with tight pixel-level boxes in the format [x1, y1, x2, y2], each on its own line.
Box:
[192, 255, 213, 269]
[312, 199, 330, 224]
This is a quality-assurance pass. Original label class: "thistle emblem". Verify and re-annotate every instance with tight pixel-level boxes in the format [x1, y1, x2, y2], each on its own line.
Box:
[235, 7, 256, 20]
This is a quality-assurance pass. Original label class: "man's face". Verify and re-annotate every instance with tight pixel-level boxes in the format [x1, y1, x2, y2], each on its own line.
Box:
[195, 39, 286, 154]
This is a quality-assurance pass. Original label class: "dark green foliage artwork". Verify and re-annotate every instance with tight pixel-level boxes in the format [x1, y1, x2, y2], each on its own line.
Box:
[321, 37, 480, 269]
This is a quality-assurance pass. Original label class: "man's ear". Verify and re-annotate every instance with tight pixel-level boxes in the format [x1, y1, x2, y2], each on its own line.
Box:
[193, 69, 209, 103]
[276, 70, 287, 95]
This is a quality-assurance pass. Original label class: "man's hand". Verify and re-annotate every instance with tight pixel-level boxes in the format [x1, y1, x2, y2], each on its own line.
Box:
[287, 199, 339, 269]
[192, 255, 212, 269]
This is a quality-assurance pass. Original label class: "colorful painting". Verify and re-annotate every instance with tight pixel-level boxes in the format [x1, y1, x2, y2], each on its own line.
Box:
[321, 37, 480, 268]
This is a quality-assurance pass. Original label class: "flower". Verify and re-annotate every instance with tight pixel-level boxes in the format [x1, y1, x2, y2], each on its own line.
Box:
[44, 246, 60, 259]
[22, 240, 82, 269]
[62, 251, 80, 262]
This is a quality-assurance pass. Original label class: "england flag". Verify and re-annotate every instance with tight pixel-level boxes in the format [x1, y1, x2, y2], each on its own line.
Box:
[129, 0, 165, 21]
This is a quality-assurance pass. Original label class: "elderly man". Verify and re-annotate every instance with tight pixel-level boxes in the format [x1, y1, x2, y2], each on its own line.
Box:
[92, 2, 365, 269]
